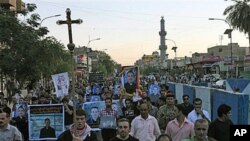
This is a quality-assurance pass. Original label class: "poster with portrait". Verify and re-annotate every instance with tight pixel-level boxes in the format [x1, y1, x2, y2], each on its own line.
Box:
[120, 66, 139, 95]
[12, 102, 28, 118]
[113, 84, 121, 96]
[77, 54, 87, 64]
[99, 116, 116, 129]
[83, 101, 102, 128]
[90, 95, 101, 102]
[83, 100, 123, 128]
[111, 100, 123, 116]
[28, 104, 64, 140]
[52, 72, 69, 99]
[92, 84, 102, 95]
[148, 84, 161, 103]
[148, 84, 161, 95]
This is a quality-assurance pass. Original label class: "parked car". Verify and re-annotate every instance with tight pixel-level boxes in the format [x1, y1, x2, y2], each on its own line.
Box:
[203, 74, 220, 82]
[212, 79, 226, 89]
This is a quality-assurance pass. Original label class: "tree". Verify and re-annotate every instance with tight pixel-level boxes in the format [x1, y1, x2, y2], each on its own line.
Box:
[223, 0, 250, 53]
[91, 51, 118, 76]
[0, 4, 71, 87]
[140, 65, 159, 76]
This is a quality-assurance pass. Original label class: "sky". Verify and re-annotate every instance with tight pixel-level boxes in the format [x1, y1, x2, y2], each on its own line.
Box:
[23, 0, 249, 66]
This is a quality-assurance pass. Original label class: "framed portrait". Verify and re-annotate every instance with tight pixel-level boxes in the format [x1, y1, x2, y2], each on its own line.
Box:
[120, 66, 139, 94]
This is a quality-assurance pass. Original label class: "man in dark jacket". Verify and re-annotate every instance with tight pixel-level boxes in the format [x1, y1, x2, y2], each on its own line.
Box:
[57, 109, 97, 141]
[39, 118, 56, 138]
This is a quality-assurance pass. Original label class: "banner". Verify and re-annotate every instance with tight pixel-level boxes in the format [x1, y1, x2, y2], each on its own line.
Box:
[89, 73, 104, 83]
[52, 72, 69, 98]
[28, 104, 64, 140]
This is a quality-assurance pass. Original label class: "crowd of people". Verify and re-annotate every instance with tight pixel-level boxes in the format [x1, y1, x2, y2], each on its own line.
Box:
[0, 73, 234, 141]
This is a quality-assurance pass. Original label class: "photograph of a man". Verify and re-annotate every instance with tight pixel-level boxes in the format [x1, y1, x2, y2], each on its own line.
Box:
[87, 107, 100, 128]
[149, 84, 160, 95]
[92, 85, 102, 95]
[148, 84, 161, 105]
[123, 69, 136, 95]
[39, 118, 56, 138]
[12, 105, 28, 141]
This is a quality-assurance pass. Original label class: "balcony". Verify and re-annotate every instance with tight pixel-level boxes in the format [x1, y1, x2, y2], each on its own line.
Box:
[0, 0, 16, 7]
[0, 0, 25, 11]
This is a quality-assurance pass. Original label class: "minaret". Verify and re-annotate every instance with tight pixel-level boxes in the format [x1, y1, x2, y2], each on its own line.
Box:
[159, 16, 167, 62]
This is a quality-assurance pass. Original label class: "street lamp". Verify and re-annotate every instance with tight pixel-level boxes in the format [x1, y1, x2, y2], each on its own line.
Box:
[86, 37, 100, 72]
[40, 14, 61, 26]
[209, 18, 233, 77]
[87, 37, 101, 47]
[166, 38, 178, 68]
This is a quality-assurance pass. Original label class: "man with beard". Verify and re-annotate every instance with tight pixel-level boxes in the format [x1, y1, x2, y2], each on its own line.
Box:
[110, 118, 139, 141]
[187, 98, 210, 124]
[57, 109, 97, 141]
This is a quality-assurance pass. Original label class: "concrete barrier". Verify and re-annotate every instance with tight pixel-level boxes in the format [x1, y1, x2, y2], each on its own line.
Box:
[167, 82, 249, 124]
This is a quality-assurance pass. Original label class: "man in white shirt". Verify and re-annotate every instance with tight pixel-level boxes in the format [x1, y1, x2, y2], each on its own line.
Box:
[0, 107, 23, 141]
[130, 103, 161, 141]
[187, 98, 211, 123]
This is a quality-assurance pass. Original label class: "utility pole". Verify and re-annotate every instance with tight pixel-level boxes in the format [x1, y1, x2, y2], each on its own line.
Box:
[57, 8, 82, 120]
[209, 18, 233, 78]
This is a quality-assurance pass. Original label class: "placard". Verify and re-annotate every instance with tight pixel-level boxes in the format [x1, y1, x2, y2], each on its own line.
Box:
[28, 104, 64, 140]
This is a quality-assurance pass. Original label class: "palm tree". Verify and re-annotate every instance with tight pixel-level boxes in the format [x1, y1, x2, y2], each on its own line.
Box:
[223, 0, 250, 54]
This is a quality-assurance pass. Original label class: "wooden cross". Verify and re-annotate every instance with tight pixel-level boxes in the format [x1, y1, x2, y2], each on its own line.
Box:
[57, 8, 82, 53]
[57, 8, 82, 121]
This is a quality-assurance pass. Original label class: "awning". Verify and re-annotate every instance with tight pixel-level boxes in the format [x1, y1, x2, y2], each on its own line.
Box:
[202, 64, 212, 68]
